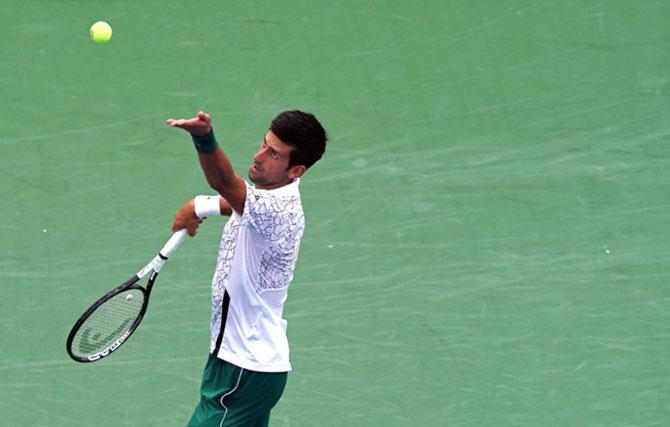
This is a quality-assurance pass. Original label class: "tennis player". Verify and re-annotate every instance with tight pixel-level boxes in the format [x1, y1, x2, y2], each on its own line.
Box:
[166, 110, 327, 426]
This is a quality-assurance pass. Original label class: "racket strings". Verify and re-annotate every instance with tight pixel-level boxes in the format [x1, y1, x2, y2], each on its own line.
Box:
[70, 288, 145, 357]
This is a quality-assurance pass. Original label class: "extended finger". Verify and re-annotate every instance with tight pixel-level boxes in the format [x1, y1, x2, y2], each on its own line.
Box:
[166, 118, 184, 127]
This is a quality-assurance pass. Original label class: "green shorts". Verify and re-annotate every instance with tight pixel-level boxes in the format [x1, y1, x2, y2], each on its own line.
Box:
[187, 354, 288, 427]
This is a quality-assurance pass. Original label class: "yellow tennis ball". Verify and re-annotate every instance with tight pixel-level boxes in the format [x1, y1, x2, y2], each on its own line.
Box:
[90, 21, 112, 44]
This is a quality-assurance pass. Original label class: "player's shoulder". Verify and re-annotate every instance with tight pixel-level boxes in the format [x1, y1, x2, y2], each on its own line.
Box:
[247, 180, 302, 208]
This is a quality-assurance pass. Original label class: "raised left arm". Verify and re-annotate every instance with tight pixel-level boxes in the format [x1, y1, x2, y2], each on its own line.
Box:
[166, 111, 247, 215]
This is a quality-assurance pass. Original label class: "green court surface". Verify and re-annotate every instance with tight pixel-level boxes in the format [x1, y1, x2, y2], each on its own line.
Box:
[1, 1, 668, 426]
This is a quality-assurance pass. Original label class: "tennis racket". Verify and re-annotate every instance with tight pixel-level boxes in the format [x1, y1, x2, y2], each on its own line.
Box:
[66, 229, 188, 363]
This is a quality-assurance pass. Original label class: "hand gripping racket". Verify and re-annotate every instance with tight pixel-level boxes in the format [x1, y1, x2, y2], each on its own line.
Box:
[66, 229, 188, 363]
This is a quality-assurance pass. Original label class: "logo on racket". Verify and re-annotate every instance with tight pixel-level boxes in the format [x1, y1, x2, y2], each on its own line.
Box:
[78, 317, 134, 355]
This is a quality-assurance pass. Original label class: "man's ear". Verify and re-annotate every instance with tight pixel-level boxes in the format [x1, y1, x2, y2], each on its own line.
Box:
[288, 165, 306, 179]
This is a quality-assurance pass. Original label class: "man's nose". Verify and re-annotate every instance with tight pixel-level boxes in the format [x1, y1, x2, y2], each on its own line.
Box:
[254, 147, 268, 162]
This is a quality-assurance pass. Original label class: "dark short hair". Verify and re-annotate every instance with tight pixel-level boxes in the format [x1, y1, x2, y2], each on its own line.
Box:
[270, 110, 327, 169]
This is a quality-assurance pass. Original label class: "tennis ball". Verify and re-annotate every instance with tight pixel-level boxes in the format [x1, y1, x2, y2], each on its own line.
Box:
[90, 21, 113, 44]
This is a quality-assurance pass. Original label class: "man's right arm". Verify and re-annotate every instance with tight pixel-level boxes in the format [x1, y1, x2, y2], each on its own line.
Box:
[172, 197, 233, 236]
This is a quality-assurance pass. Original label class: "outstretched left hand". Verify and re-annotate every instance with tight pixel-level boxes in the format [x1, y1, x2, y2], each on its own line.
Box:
[166, 111, 212, 136]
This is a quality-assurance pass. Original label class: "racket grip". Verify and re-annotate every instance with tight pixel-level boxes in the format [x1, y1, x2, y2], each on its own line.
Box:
[160, 229, 188, 259]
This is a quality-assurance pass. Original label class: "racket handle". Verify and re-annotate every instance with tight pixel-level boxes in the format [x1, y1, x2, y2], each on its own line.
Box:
[159, 229, 188, 259]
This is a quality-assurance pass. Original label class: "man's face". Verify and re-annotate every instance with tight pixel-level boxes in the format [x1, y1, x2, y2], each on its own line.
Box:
[248, 131, 305, 190]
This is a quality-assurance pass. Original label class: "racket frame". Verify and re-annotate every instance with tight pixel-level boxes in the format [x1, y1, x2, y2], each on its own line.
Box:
[66, 230, 186, 363]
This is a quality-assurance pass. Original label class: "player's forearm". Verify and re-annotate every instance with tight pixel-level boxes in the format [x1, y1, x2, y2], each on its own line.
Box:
[191, 130, 247, 214]
[192, 131, 239, 192]
[198, 149, 239, 192]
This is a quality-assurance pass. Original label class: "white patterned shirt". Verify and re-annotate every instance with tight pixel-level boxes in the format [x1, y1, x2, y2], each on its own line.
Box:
[210, 179, 304, 372]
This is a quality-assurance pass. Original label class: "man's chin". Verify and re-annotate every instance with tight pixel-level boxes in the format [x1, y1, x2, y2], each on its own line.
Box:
[248, 170, 262, 185]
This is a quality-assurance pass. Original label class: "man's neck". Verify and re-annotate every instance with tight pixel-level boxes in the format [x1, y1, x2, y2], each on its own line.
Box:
[254, 178, 295, 191]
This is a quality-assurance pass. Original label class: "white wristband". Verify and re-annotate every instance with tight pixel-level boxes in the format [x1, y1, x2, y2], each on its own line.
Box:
[194, 195, 222, 219]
